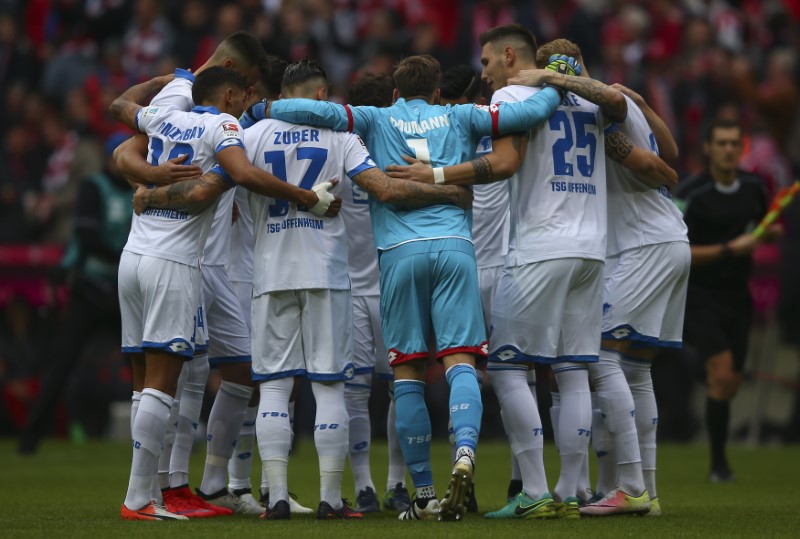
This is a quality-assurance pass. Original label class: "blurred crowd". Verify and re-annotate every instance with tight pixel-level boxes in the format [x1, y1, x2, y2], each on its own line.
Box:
[1, 0, 799, 440]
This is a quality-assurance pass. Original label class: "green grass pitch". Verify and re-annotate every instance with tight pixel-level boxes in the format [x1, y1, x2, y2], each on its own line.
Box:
[1, 439, 798, 537]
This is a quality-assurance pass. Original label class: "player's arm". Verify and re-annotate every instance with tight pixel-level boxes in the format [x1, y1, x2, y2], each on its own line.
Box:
[605, 128, 677, 187]
[351, 167, 472, 210]
[215, 146, 320, 208]
[611, 83, 678, 162]
[689, 234, 763, 265]
[509, 69, 627, 123]
[113, 134, 203, 187]
[385, 134, 526, 186]
[132, 171, 229, 215]
[109, 74, 175, 130]
[243, 98, 375, 135]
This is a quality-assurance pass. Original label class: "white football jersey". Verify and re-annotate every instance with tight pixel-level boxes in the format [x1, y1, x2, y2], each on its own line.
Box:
[471, 135, 510, 269]
[606, 96, 688, 256]
[495, 86, 607, 266]
[226, 185, 255, 283]
[202, 188, 236, 267]
[340, 176, 380, 296]
[246, 119, 376, 294]
[123, 106, 244, 267]
[150, 69, 195, 111]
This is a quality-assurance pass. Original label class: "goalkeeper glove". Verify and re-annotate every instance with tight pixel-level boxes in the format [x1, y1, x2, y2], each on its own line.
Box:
[308, 181, 337, 216]
[239, 99, 270, 129]
[546, 55, 582, 76]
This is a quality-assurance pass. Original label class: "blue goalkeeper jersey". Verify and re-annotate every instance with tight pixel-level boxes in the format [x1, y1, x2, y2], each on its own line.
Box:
[269, 90, 561, 250]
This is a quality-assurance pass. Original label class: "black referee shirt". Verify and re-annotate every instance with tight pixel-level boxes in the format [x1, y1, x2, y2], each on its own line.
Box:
[675, 169, 767, 290]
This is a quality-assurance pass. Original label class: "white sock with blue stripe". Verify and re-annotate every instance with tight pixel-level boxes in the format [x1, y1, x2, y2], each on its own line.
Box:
[257, 378, 293, 505]
[170, 355, 207, 488]
[552, 365, 591, 502]
[200, 380, 253, 495]
[491, 365, 549, 500]
[345, 374, 374, 495]
[312, 381, 349, 509]
[125, 388, 172, 510]
[228, 405, 258, 492]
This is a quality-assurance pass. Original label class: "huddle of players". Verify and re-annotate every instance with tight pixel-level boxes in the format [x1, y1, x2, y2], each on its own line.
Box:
[111, 22, 687, 523]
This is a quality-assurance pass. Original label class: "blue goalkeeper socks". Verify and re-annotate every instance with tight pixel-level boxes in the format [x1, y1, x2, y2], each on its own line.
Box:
[446, 364, 482, 452]
[393, 379, 433, 490]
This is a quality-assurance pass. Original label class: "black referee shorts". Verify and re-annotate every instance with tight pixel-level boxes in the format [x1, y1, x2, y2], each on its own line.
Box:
[682, 286, 753, 373]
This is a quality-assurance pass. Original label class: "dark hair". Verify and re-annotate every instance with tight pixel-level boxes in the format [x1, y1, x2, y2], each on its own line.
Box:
[393, 55, 440, 99]
[705, 118, 742, 142]
[349, 72, 394, 107]
[260, 55, 288, 99]
[535, 38, 583, 68]
[281, 58, 328, 92]
[192, 66, 250, 104]
[219, 31, 268, 70]
[440, 65, 481, 101]
[478, 24, 538, 58]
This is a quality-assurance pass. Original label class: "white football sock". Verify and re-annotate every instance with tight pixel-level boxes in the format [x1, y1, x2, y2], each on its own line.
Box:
[228, 405, 258, 492]
[124, 388, 172, 510]
[591, 350, 644, 496]
[591, 395, 616, 496]
[552, 365, 591, 502]
[200, 380, 253, 495]
[158, 397, 179, 491]
[385, 388, 406, 490]
[622, 358, 658, 498]
[550, 390, 561, 450]
[345, 374, 374, 495]
[313, 381, 349, 509]
[170, 355, 207, 488]
[130, 391, 141, 436]
[490, 366, 548, 499]
[257, 378, 293, 505]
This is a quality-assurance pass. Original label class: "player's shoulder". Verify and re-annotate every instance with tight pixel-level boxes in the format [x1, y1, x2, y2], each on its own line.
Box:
[492, 84, 535, 104]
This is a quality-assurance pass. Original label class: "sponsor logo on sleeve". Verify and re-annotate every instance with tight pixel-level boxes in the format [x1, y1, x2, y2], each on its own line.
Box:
[222, 122, 241, 139]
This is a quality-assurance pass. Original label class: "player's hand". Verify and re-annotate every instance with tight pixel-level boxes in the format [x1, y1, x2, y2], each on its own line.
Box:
[324, 196, 342, 217]
[132, 185, 148, 215]
[385, 155, 434, 184]
[231, 201, 240, 224]
[451, 185, 473, 210]
[546, 55, 581, 76]
[308, 179, 339, 216]
[727, 232, 760, 256]
[151, 154, 203, 185]
[240, 99, 269, 129]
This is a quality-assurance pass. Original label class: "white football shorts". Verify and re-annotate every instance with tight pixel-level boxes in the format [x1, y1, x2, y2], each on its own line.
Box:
[477, 264, 503, 335]
[489, 258, 604, 364]
[119, 251, 200, 358]
[602, 241, 690, 348]
[352, 294, 391, 380]
[230, 280, 253, 332]
[202, 265, 251, 364]
[251, 288, 354, 382]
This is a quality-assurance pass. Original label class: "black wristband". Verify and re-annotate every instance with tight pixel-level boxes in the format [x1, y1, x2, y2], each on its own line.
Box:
[721, 242, 732, 258]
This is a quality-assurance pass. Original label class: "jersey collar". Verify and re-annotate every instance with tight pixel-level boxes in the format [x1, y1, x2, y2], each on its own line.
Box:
[174, 68, 195, 82]
[192, 105, 221, 115]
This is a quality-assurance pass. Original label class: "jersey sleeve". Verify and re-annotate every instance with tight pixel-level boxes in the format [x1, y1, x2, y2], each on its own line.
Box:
[150, 69, 195, 111]
[342, 134, 377, 179]
[211, 115, 245, 155]
[134, 106, 165, 134]
[454, 86, 561, 138]
[269, 99, 377, 136]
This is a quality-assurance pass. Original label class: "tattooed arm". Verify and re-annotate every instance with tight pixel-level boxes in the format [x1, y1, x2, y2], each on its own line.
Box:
[114, 134, 203, 187]
[352, 167, 473, 210]
[109, 74, 174, 130]
[509, 69, 627, 123]
[611, 83, 678, 162]
[385, 134, 526, 186]
[605, 130, 677, 188]
[132, 172, 230, 215]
